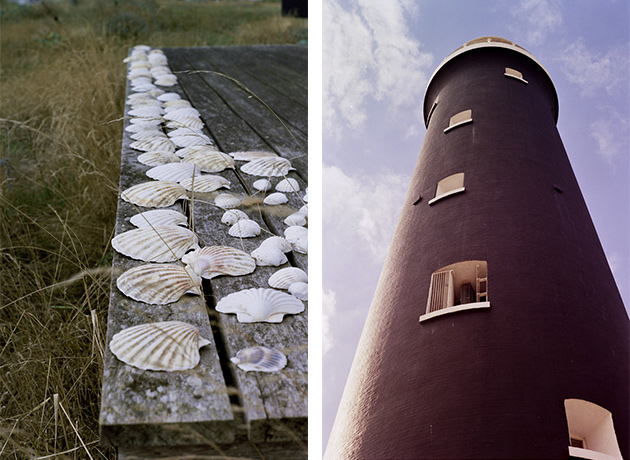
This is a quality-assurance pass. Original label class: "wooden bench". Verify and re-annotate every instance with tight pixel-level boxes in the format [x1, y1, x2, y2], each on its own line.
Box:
[99, 45, 307, 459]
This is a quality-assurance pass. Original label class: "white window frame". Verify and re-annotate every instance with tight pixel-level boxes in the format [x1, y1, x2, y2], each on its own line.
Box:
[444, 109, 472, 133]
[564, 399, 623, 460]
[504, 67, 528, 84]
[429, 172, 466, 205]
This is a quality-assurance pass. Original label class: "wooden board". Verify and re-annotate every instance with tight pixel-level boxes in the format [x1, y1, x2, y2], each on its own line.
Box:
[100, 45, 307, 459]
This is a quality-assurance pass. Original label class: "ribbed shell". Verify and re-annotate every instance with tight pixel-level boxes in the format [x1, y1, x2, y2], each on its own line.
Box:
[231, 346, 287, 372]
[137, 151, 181, 167]
[284, 212, 307, 227]
[111, 226, 199, 262]
[165, 116, 204, 131]
[146, 162, 201, 183]
[180, 175, 230, 193]
[284, 226, 308, 254]
[253, 179, 272, 191]
[289, 281, 308, 301]
[275, 178, 300, 193]
[263, 192, 288, 205]
[181, 246, 256, 279]
[268, 267, 308, 289]
[130, 136, 175, 153]
[228, 219, 261, 238]
[121, 181, 188, 208]
[116, 264, 202, 304]
[155, 75, 178, 87]
[216, 288, 304, 323]
[130, 129, 166, 141]
[110, 321, 211, 371]
[128, 106, 162, 118]
[240, 157, 293, 177]
[129, 209, 188, 228]
[157, 92, 181, 102]
[215, 193, 242, 209]
[251, 245, 288, 267]
[163, 107, 200, 121]
[259, 236, 293, 253]
[228, 150, 278, 161]
[170, 133, 212, 148]
[221, 209, 249, 225]
[180, 150, 235, 173]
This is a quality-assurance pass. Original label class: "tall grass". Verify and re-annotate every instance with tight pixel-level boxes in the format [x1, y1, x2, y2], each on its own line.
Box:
[0, 1, 306, 458]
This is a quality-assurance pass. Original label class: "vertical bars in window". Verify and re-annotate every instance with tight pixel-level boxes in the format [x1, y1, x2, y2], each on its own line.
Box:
[427, 270, 454, 313]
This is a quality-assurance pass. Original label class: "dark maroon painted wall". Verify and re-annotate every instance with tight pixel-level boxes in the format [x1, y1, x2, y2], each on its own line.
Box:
[326, 45, 629, 459]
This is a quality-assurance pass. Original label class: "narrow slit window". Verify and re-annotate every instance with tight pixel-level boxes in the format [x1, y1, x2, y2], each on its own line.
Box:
[444, 109, 472, 132]
[564, 399, 623, 460]
[429, 172, 465, 205]
[427, 95, 439, 126]
[420, 261, 490, 322]
[504, 67, 528, 84]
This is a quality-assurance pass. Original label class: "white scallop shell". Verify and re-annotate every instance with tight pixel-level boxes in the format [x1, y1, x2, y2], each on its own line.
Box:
[180, 150, 235, 173]
[216, 288, 304, 323]
[130, 137, 175, 153]
[157, 92, 181, 102]
[275, 178, 300, 193]
[129, 115, 161, 126]
[167, 127, 202, 137]
[179, 175, 230, 193]
[130, 129, 166, 141]
[268, 267, 308, 289]
[163, 107, 200, 121]
[284, 212, 307, 227]
[215, 193, 242, 209]
[155, 75, 178, 87]
[299, 204, 308, 215]
[221, 209, 249, 225]
[116, 263, 202, 304]
[126, 121, 161, 133]
[240, 157, 293, 177]
[170, 133, 212, 148]
[121, 181, 188, 208]
[289, 281, 308, 301]
[284, 226, 308, 254]
[129, 209, 188, 228]
[165, 116, 204, 131]
[176, 145, 219, 158]
[181, 246, 256, 279]
[263, 192, 288, 205]
[137, 151, 181, 167]
[251, 245, 288, 267]
[228, 219, 261, 238]
[110, 321, 211, 371]
[128, 106, 162, 118]
[259, 236, 293, 253]
[231, 346, 287, 372]
[303, 187, 308, 203]
[111, 226, 199, 262]
[252, 179, 272, 191]
[163, 100, 192, 111]
[228, 150, 278, 161]
[146, 162, 201, 183]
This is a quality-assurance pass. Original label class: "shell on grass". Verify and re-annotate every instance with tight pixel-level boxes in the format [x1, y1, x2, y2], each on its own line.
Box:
[215, 193, 242, 209]
[110, 321, 211, 371]
[121, 181, 188, 208]
[111, 225, 199, 262]
[231, 346, 287, 372]
[146, 162, 201, 183]
[180, 175, 230, 193]
[289, 281, 308, 301]
[216, 288, 304, 323]
[117, 263, 202, 304]
[275, 178, 300, 193]
[129, 209, 188, 228]
[221, 209, 249, 225]
[251, 244, 288, 267]
[181, 246, 256, 279]
[240, 157, 293, 177]
[268, 267, 308, 289]
[228, 219, 261, 238]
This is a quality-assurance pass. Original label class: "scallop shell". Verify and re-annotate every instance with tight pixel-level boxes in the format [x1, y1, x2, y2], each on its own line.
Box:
[275, 178, 300, 193]
[137, 151, 181, 167]
[130, 137, 175, 153]
[157, 92, 181, 102]
[240, 157, 293, 177]
[146, 162, 201, 183]
[111, 226, 199, 262]
[215, 193, 242, 209]
[110, 321, 210, 371]
[165, 116, 204, 131]
[221, 209, 249, 225]
[180, 175, 230, 193]
[126, 121, 161, 133]
[268, 267, 308, 289]
[130, 129, 166, 141]
[176, 145, 219, 157]
[284, 212, 307, 227]
[216, 288, 304, 323]
[303, 187, 308, 203]
[180, 150, 235, 173]
[167, 127, 203, 138]
[289, 281, 308, 301]
[117, 263, 202, 304]
[251, 245, 288, 267]
[163, 100, 192, 111]
[181, 246, 256, 279]
[299, 204, 308, 215]
[259, 236, 293, 253]
[121, 181, 188, 208]
[163, 107, 200, 121]
[263, 192, 288, 205]
[231, 346, 287, 372]
[170, 133, 212, 148]
[252, 179, 272, 191]
[284, 226, 308, 254]
[228, 219, 261, 238]
[155, 75, 178, 87]
[128, 106, 162, 118]
[228, 150, 278, 161]
[129, 209, 188, 228]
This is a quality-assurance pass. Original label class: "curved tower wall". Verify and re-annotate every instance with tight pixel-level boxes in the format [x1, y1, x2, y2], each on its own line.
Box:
[325, 39, 629, 459]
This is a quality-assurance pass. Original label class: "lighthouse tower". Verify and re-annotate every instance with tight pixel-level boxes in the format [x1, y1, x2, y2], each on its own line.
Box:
[325, 37, 629, 460]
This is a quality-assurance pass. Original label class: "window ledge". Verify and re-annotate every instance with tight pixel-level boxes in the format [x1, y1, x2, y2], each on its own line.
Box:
[419, 301, 490, 323]
[504, 73, 528, 84]
[428, 187, 466, 205]
[443, 118, 472, 133]
[568, 447, 622, 460]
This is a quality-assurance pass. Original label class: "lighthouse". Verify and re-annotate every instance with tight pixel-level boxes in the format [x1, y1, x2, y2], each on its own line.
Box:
[325, 37, 629, 459]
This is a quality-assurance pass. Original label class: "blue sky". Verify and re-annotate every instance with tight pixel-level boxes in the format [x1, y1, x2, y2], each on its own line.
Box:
[321, 0, 630, 453]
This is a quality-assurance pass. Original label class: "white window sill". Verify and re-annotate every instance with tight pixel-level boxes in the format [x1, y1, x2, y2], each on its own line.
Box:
[443, 118, 472, 133]
[504, 73, 528, 84]
[420, 301, 490, 323]
[428, 187, 466, 205]
[568, 447, 622, 460]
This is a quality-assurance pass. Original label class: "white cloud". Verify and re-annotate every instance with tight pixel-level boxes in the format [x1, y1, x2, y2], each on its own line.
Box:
[558, 39, 629, 97]
[323, 164, 410, 263]
[590, 108, 630, 163]
[322, 289, 337, 355]
[323, 0, 433, 138]
[512, 0, 563, 46]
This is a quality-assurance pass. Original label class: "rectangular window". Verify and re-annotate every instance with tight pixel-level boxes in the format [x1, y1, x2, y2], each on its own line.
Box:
[504, 67, 528, 84]
[444, 109, 472, 133]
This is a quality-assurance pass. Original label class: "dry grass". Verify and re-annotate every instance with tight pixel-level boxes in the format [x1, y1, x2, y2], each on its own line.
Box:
[0, 1, 306, 457]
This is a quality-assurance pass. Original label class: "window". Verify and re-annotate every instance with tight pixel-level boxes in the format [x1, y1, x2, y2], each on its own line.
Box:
[504, 67, 528, 84]
[420, 261, 489, 322]
[429, 172, 465, 205]
[444, 109, 472, 132]
[564, 399, 623, 460]
[427, 95, 439, 126]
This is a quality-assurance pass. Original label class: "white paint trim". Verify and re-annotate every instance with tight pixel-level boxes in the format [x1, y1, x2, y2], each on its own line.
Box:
[428, 187, 466, 205]
[443, 118, 473, 133]
[504, 72, 528, 84]
[568, 447, 623, 460]
[419, 301, 490, 322]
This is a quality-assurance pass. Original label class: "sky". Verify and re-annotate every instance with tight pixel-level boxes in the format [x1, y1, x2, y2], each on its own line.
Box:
[321, 0, 630, 453]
